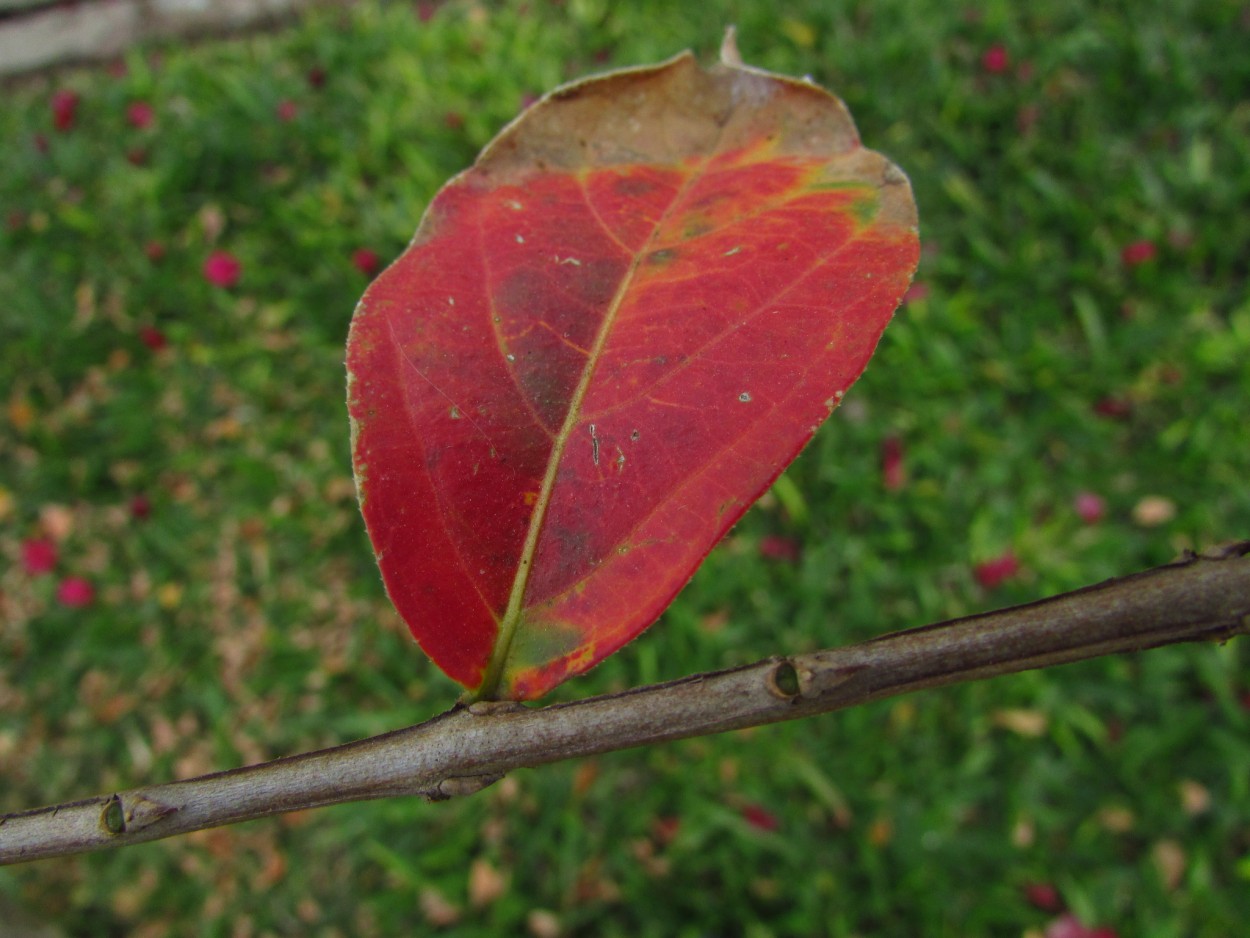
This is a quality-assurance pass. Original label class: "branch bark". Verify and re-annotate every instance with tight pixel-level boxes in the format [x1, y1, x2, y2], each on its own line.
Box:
[3, 542, 1248, 865]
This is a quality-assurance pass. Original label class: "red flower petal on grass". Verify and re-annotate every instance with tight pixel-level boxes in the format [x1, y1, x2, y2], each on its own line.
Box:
[1023, 881, 1064, 912]
[203, 251, 241, 288]
[1093, 395, 1132, 420]
[145, 241, 166, 262]
[57, 576, 95, 608]
[740, 804, 780, 832]
[130, 494, 152, 519]
[1045, 913, 1119, 938]
[276, 99, 299, 122]
[981, 44, 1011, 74]
[1074, 491, 1105, 524]
[21, 538, 58, 575]
[974, 551, 1019, 589]
[901, 281, 929, 304]
[138, 326, 167, 350]
[1120, 240, 1156, 266]
[352, 248, 381, 276]
[758, 535, 800, 563]
[307, 66, 327, 89]
[127, 101, 155, 129]
[881, 436, 906, 491]
[52, 89, 80, 131]
[651, 816, 681, 845]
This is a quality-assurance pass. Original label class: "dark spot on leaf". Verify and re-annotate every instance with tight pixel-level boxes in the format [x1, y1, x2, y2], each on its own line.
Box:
[647, 248, 677, 265]
[614, 175, 658, 197]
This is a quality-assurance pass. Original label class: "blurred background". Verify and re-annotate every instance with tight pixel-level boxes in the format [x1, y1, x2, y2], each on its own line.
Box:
[2, 1, 1248, 935]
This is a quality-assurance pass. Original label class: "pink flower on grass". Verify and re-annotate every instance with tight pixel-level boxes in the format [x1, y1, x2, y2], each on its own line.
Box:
[21, 538, 58, 575]
[1045, 913, 1118, 938]
[352, 248, 381, 276]
[1023, 881, 1063, 912]
[758, 535, 800, 563]
[975, 551, 1020, 589]
[145, 241, 166, 262]
[902, 281, 930, 304]
[127, 101, 155, 129]
[276, 99, 299, 123]
[57, 576, 95, 608]
[1121, 240, 1157, 266]
[203, 250, 241, 288]
[130, 494, 152, 520]
[981, 44, 1011, 74]
[881, 436, 906, 491]
[1093, 395, 1132, 420]
[52, 90, 80, 131]
[740, 803, 780, 832]
[138, 326, 167, 351]
[1074, 491, 1106, 525]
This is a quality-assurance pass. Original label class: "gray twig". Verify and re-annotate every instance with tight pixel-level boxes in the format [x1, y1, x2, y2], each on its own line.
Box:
[3, 542, 1247, 865]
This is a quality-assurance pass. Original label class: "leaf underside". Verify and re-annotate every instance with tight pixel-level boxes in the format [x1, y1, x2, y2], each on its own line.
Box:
[347, 47, 919, 700]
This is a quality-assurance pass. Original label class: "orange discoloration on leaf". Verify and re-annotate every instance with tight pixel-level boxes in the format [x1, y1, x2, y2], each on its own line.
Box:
[347, 45, 918, 699]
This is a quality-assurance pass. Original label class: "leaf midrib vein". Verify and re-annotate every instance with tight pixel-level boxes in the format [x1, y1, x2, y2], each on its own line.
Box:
[475, 154, 715, 699]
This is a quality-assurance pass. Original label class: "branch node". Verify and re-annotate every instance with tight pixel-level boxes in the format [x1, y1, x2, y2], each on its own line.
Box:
[466, 700, 526, 716]
[425, 774, 504, 802]
[766, 660, 801, 700]
[100, 793, 180, 835]
[101, 796, 124, 835]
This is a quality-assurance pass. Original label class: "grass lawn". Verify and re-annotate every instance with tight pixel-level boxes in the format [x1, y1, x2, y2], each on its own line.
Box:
[2, 0, 1249, 934]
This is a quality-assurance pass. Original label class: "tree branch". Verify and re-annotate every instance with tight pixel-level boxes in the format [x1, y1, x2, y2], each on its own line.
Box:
[3, 542, 1248, 865]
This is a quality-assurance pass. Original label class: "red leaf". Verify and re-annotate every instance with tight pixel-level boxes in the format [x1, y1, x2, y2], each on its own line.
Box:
[347, 45, 919, 699]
